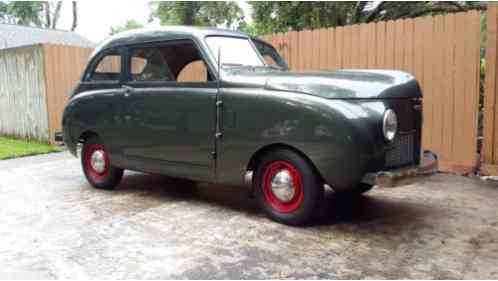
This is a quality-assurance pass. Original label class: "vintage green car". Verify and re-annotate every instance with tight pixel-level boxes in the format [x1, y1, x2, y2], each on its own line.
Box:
[61, 27, 437, 225]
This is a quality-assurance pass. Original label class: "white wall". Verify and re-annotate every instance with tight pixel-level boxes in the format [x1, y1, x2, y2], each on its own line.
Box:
[0, 45, 49, 142]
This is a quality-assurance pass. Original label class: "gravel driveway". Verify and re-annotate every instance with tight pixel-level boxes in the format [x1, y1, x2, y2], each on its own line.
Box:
[0, 152, 497, 279]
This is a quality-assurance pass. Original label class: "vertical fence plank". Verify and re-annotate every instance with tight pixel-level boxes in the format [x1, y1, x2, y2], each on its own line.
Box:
[421, 16, 434, 154]
[432, 15, 445, 161]
[463, 11, 480, 167]
[366, 23, 376, 68]
[375, 21, 386, 68]
[358, 24, 369, 68]
[351, 24, 360, 68]
[394, 19, 405, 70]
[326, 28, 335, 70]
[403, 19, 414, 74]
[290, 31, 299, 70]
[335, 26, 344, 69]
[413, 17, 425, 88]
[442, 14, 456, 164]
[453, 12, 467, 166]
[385, 21, 395, 69]
[342, 26, 352, 68]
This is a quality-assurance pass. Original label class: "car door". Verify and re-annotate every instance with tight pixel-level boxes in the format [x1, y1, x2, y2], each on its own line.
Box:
[76, 48, 129, 166]
[120, 39, 218, 181]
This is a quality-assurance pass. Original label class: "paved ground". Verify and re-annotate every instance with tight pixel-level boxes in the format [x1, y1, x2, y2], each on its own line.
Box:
[0, 152, 497, 279]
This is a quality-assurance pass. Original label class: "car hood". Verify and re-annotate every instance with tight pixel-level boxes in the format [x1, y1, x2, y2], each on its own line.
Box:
[224, 69, 422, 99]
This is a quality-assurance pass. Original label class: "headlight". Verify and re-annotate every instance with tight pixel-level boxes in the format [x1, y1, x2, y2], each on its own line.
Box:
[383, 109, 397, 142]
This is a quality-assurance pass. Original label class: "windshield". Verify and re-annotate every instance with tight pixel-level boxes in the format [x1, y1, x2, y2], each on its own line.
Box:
[206, 36, 265, 67]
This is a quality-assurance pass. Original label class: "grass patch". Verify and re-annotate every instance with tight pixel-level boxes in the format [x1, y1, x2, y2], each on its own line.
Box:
[0, 137, 63, 160]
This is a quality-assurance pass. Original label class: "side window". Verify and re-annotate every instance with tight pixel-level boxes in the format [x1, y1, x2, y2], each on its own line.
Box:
[89, 52, 121, 81]
[177, 60, 207, 82]
[129, 40, 212, 83]
[130, 48, 174, 82]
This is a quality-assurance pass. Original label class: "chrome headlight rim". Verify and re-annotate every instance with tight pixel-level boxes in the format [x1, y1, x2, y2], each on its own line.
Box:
[383, 109, 398, 142]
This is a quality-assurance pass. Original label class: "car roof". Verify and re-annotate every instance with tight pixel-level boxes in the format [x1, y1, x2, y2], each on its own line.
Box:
[92, 26, 249, 57]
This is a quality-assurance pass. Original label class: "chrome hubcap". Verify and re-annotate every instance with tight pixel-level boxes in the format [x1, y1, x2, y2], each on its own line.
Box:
[90, 150, 106, 173]
[270, 169, 295, 202]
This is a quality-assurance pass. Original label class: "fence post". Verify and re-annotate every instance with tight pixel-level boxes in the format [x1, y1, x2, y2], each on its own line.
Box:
[482, 4, 498, 175]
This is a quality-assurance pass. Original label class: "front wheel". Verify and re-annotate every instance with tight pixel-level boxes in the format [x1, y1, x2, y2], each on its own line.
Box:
[254, 149, 323, 225]
[81, 136, 123, 190]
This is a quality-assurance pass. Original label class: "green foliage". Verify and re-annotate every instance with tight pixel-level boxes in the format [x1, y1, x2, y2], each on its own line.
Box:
[247, 1, 486, 36]
[149, 1, 244, 28]
[110, 19, 144, 35]
[0, 2, 7, 13]
[0, 136, 62, 160]
[4, 1, 44, 26]
[481, 11, 487, 59]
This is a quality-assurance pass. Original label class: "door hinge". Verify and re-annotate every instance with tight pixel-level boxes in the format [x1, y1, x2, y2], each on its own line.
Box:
[215, 132, 223, 139]
[211, 151, 217, 159]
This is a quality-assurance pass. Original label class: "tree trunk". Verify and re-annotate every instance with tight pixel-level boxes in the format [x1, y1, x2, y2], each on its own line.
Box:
[183, 2, 198, 25]
[44, 2, 51, 28]
[71, 1, 77, 31]
[51, 1, 62, 29]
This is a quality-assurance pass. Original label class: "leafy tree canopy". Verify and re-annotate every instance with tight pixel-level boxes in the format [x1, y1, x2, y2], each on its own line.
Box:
[110, 19, 144, 35]
[149, 1, 244, 28]
[245, 1, 486, 36]
[2, 1, 44, 26]
[0, 1, 77, 30]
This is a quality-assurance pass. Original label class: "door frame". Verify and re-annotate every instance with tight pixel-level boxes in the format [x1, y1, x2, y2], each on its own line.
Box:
[120, 38, 222, 181]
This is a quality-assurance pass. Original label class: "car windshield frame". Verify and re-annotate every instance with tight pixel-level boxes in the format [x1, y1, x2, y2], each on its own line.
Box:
[204, 35, 267, 69]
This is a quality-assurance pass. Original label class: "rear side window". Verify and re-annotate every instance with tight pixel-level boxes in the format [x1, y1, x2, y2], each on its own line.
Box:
[89, 53, 121, 81]
[130, 48, 174, 81]
[129, 40, 212, 83]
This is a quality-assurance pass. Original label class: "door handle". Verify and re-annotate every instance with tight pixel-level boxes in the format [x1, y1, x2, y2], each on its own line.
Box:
[122, 85, 133, 97]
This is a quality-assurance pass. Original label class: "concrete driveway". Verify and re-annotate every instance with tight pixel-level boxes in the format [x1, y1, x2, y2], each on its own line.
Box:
[0, 152, 497, 279]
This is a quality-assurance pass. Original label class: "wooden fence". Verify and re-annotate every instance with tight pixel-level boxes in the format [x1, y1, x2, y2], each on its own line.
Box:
[482, 4, 498, 175]
[261, 11, 481, 174]
[43, 44, 92, 143]
[0, 44, 91, 143]
[1, 12, 483, 175]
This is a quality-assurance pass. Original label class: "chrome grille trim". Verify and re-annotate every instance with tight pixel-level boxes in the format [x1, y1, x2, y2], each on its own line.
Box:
[385, 132, 415, 168]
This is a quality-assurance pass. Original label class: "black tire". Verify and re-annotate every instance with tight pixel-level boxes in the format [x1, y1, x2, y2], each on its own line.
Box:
[338, 183, 374, 196]
[81, 136, 123, 190]
[254, 149, 323, 225]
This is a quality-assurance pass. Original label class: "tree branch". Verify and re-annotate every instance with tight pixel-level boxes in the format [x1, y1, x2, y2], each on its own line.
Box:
[44, 2, 51, 28]
[51, 1, 62, 29]
[70, 1, 77, 31]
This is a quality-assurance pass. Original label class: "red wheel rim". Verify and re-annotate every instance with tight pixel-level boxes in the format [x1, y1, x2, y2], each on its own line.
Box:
[262, 161, 304, 213]
[83, 143, 110, 182]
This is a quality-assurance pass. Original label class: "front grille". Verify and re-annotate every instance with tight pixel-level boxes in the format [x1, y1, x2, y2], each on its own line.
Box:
[385, 132, 415, 168]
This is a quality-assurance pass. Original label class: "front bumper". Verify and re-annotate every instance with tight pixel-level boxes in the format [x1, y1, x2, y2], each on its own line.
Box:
[361, 150, 438, 187]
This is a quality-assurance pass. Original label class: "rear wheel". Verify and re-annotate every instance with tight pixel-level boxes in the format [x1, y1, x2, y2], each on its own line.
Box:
[254, 149, 323, 225]
[81, 136, 123, 190]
